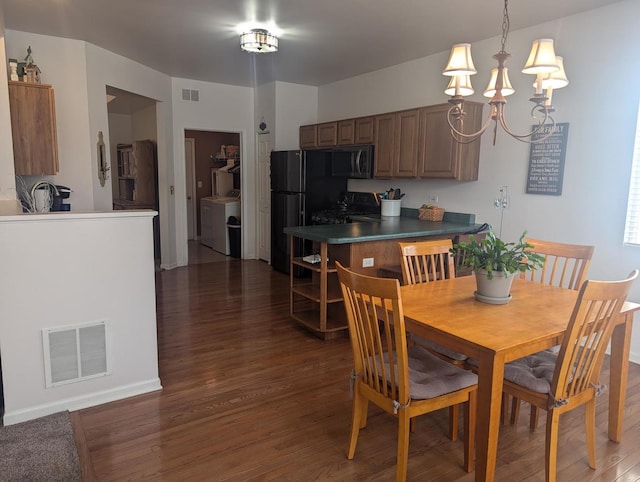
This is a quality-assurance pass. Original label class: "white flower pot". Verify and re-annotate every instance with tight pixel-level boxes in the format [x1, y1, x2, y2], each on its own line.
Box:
[474, 269, 514, 304]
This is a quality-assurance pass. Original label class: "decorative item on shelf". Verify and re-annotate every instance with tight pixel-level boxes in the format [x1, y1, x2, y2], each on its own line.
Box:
[259, 118, 267, 132]
[453, 231, 544, 304]
[8, 58, 18, 81]
[419, 204, 445, 222]
[442, 0, 569, 145]
[24, 64, 41, 83]
[225, 145, 239, 158]
[22, 46, 42, 83]
[240, 28, 278, 53]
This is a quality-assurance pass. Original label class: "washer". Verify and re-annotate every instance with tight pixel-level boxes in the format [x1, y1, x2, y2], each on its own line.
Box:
[200, 195, 240, 255]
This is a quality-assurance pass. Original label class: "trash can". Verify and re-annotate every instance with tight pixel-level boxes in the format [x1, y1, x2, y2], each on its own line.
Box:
[227, 216, 241, 258]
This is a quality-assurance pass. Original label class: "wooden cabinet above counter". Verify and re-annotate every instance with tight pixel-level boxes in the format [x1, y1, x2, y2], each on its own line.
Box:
[299, 101, 484, 181]
[8, 81, 59, 176]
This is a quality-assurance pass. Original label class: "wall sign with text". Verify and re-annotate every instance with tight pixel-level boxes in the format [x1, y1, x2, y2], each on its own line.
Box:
[526, 122, 569, 196]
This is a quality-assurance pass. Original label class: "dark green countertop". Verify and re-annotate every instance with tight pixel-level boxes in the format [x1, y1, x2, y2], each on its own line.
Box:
[284, 214, 484, 244]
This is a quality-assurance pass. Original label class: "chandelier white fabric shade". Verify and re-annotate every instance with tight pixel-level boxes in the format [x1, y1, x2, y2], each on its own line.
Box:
[240, 29, 278, 53]
[443, 44, 477, 76]
[445, 75, 475, 97]
[483, 68, 514, 98]
[522, 39, 559, 75]
[534, 56, 569, 90]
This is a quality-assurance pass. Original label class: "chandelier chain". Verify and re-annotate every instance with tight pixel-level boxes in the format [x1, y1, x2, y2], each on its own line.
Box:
[500, 0, 510, 54]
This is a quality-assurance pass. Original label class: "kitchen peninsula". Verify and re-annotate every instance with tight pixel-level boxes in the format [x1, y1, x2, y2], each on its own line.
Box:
[284, 213, 484, 339]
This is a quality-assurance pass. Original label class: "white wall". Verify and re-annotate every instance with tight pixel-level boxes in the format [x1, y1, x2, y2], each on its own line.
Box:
[84, 43, 175, 266]
[171, 77, 255, 265]
[318, 0, 640, 360]
[0, 211, 161, 425]
[132, 104, 158, 142]
[5, 31, 94, 211]
[274, 81, 318, 150]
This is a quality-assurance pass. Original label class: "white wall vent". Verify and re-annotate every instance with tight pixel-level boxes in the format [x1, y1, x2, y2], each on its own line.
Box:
[181, 88, 200, 102]
[42, 320, 111, 388]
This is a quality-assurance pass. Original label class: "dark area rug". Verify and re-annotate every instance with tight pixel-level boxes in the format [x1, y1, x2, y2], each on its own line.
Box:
[0, 411, 81, 481]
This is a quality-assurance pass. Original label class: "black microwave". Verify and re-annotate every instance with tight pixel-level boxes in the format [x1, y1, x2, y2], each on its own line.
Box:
[331, 145, 374, 179]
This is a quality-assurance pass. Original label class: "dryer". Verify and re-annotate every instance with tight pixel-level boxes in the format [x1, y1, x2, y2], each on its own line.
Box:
[201, 194, 240, 255]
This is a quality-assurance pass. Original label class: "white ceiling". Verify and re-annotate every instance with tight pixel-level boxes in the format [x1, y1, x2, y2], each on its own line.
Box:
[4, 0, 623, 88]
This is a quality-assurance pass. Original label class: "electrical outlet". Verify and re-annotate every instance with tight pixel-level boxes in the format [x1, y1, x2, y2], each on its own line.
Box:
[197, 180, 203, 188]
[429, 195, 439, 204]
[362, 257, 374, 268]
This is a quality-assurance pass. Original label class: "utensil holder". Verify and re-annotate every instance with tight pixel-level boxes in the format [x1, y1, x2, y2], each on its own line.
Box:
[381, 199, 402, 216]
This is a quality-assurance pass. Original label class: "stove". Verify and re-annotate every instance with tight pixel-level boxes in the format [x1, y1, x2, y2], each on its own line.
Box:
[311, 192, 380, 225]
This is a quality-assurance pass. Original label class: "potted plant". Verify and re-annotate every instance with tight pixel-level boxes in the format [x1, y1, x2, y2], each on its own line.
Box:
[453, 231, 544, 304]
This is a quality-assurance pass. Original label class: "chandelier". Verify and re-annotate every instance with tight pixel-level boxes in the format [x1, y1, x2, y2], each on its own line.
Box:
[240, 29, 278, 53]
[443, 0, 568, 145]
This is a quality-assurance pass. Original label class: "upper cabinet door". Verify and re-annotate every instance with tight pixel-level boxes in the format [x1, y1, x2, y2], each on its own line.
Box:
[299, 124, 318, 149]
[393, 109, 420, 178]
[354, 117, 374, 144]
[418, 102, 483, 181]
[317, 122, 338, 147]
[337, 119, 355, 145]
[373, 114, 395, 178]
[9, 81, 59, 175]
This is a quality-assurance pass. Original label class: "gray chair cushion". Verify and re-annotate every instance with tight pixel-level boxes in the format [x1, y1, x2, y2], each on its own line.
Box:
[378, 346, 477, 400]
[503, 348, 559, 393]
[411, 334, 468, 361]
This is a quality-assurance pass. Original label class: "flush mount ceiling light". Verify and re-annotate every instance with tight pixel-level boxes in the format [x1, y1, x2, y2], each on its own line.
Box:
[240, 28, 278, 53]
[443, 0, 568, 145]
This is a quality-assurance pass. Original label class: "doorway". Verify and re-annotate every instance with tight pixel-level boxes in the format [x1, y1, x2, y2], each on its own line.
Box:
[184, 130, 241, 263]
[106, 86, 161, 261]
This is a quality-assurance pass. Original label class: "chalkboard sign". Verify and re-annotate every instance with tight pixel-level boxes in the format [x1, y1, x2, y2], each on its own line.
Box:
[526, 122, 569, 196]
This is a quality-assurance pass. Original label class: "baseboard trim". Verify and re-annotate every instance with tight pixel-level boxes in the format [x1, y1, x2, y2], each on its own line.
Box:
[2, 378, 162, 426]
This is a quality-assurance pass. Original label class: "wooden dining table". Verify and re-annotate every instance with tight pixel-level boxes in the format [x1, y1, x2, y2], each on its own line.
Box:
[399, 276, 640, 482]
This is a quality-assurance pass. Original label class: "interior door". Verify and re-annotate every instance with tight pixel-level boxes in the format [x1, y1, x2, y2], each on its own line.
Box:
[184, 137, 196, 240]
[257, 133, 271, 262]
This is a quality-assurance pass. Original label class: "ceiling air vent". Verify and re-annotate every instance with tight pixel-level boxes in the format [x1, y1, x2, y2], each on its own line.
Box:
[181, 89, 200, 102]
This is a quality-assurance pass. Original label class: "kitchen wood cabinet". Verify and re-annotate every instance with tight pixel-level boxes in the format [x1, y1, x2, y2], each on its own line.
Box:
[338, 117, 376, 145]
[373, 109, 420, 178]
[115, 140, 157, 207]
[337, 119, 355, 145]
[354, 116, 375, 144]
[317, 122, 338, 147]
[299, 124, 318, 149]
[394, 109, 420, 177]
[417, 102, 484, 180]
[301, 101, 482, 180]
[373, 113, 395, 178]
[8, 81, 59, 175]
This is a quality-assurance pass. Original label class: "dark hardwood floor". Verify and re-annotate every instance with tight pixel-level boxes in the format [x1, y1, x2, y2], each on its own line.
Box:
[72, 259, 640, 481]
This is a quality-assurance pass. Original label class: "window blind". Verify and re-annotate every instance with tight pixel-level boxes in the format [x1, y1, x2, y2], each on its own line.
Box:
[624, 105, 640, 246]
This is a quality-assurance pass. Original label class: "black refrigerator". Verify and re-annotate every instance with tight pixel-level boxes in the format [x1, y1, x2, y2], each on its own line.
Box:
[271, 150, 347, 274]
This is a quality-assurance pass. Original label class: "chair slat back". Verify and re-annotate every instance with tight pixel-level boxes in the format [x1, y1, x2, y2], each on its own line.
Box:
[521, 238, 594, 290]
[398, 239, 456, 286]
[336, 262, 410, 404]
[550, 270, 638, 404]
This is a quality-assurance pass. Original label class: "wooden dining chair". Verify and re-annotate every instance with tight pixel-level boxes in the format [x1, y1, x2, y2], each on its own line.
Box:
[510, 238, 595, 428]
[501, 270, 638, 482]
[398, 240, 467, 364]
[398, 239, 471, 439]
[336, 262, 477, 482]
